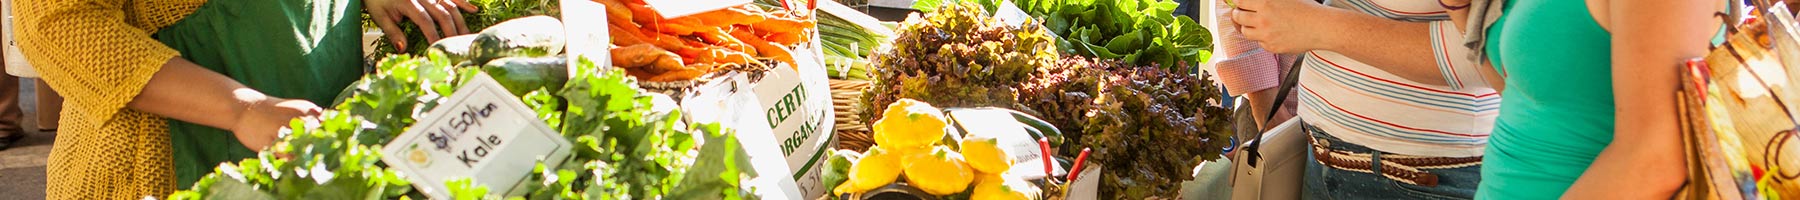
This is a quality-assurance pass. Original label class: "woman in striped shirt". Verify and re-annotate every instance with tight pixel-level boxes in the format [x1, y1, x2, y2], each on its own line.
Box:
[1220, 0, 1494, 198]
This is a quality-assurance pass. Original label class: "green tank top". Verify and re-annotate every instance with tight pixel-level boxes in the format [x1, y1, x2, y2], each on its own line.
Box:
[1478, 0, 1615, 198]
[152, 0, 366, 188]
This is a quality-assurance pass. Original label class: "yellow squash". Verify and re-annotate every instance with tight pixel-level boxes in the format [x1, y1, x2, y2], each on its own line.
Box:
[960, 136, 1013, 174]
[873, 99, 948, 150]
[970, 173, 1040, 200]
[903, 146, 976, 195]
[844, 145, 904, 194]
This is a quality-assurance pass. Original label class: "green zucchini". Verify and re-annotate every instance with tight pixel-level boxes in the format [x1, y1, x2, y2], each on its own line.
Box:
[470, 16, 565, 65]
[428, 34, 481, 64]
[482, 56, 568, 96]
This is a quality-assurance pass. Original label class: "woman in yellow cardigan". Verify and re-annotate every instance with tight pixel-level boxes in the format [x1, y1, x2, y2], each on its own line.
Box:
[14, 0, 476, 198]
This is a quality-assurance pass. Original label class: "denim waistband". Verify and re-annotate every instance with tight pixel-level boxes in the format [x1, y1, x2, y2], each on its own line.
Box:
[1304, 124, 1382, 153]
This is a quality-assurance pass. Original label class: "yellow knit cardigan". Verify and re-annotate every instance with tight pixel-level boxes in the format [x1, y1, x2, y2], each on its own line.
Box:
[14, 0, 204, 199]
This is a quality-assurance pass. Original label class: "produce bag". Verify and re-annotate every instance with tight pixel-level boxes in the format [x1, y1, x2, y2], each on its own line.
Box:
[597, 0, 840, 198]
[1676, 3, 1800, 199]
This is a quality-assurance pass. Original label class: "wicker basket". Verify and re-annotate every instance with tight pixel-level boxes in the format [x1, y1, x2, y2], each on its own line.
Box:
[830, 79, 875, 152]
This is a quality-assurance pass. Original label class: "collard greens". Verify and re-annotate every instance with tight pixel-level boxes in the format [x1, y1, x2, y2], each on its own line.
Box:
[915, 0, 1213, 70]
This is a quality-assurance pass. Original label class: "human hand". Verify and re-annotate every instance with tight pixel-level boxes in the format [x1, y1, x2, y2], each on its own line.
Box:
[229, 98, 322, 151]
[1230, 0, 1338, 53]
[368, 0, 480, 51]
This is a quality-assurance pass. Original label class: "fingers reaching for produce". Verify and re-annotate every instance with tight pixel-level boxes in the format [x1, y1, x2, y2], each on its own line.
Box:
[230, 98, 323, 151]
[429, 0, 468, 36]
[372, 9, 410, 51]
[368, 0, 482, 51]
[408, 0, 444, 42]
[445, 0, 480, 13]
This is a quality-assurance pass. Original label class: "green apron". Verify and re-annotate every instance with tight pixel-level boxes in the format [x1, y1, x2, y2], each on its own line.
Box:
[152, 0, 366, 188]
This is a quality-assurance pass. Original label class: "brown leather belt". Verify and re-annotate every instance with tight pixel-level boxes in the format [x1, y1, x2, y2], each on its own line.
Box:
[1309, 135, 1482, 187]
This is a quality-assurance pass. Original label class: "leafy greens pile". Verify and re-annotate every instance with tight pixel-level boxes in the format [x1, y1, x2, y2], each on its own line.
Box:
[1019, 57, 1232, 199]
[860, 3, 1233, 199]
[170, 53, 757, 200]
[913, 0, 1212, 69]
[858, 2, 1060, 124]
[363, 0, 560, 56]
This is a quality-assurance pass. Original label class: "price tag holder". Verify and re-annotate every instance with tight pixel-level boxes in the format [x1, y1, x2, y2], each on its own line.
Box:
[561, 0, 611, 72]
[994, 0, 1033, 28]
[380, 73, 573, 199]
[642, 0, 752, 19]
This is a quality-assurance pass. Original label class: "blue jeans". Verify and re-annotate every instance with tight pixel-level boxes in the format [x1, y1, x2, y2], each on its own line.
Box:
[1302, 125, 1481, 200]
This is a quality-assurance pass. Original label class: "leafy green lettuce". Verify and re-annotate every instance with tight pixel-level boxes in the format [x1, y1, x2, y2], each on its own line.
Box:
[173, 55, 757, 200]
[914, 0, 1213, 70]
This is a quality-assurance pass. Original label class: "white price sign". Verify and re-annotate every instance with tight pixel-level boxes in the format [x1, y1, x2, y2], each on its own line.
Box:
[380, 74, 573, 199]
[994, 0, 1034, 28]
[562, 0, 610, 72]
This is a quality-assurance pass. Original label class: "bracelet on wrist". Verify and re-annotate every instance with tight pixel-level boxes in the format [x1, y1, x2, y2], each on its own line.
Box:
[1440, 0, 1470, 10]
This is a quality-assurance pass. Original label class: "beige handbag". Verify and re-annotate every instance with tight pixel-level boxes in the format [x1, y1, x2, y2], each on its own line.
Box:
[1227, 52, 1309, 200]
[1676, 2, 1800, 199]
[1229, 118, 1305, 200]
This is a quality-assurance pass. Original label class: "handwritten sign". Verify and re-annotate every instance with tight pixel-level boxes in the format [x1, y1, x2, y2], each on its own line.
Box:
[381, 74, 572, 199]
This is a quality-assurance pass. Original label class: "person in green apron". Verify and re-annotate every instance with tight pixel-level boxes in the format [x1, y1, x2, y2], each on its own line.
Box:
[15, 0, 476, 197]
[159, 0, 482, 189]
[156, 0, 481, 188]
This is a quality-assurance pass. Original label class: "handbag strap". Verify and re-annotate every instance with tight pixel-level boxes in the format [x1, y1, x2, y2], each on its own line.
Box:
[1244, 55, 1306, 167]
[1265, 56, 1304, 122]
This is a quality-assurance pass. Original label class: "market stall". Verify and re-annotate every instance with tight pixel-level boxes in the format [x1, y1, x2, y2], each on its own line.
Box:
[162, 0, 1235, 199]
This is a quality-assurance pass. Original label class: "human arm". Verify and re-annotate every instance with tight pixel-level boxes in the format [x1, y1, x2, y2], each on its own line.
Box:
[1214, 0, 1293, 130]
[1558, 0, 1718, 198]
[15, 0, 318, 151]
[1232, 0, 1457, 87]
[131, 58, 321, 150]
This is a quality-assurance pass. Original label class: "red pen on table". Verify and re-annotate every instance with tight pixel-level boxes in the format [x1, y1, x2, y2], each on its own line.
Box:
[776, 0, 817, 11]
[1038, 138, 1053, 177]
[1068, 148, 1092, 182]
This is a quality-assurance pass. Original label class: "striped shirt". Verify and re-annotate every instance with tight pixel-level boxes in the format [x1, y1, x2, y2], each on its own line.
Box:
[1211, 0, 1497, 157]
[1294, 0, 1499, 157]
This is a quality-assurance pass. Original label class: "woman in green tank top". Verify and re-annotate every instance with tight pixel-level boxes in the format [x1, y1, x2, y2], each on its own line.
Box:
[1478, 0, 1722, 198]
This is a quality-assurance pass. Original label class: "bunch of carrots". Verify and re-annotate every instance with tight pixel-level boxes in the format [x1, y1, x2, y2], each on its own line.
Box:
[600, 0, 814, 82]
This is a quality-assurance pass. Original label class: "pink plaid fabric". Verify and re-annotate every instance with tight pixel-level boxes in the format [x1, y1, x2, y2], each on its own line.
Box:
[1212, 3, 1298, 96]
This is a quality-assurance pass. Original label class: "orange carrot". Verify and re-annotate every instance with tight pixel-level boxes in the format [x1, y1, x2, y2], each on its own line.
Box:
[611, 44, 685, 74]
[730, 28, 794, 66]
[696, 28, 755, 55]
[594, 0, 634, 24]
